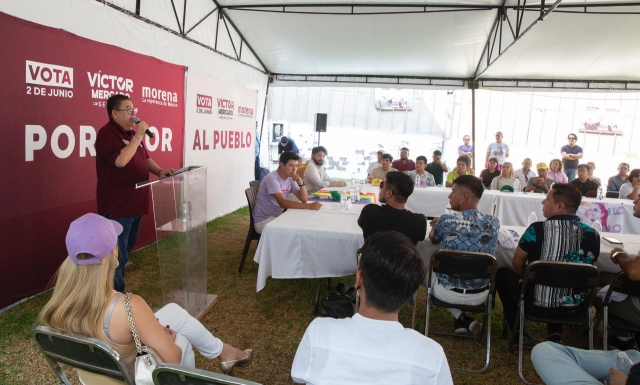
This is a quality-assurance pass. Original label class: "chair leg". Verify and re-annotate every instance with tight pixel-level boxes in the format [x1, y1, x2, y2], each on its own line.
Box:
[425, 289, 432, 336]
[314, 279, 322, 315]
[238, 231, 253, 273]
[603, 307, 609, 351]
[43, 356, 73, 385]
[517, 300, 540, 385]
[479, 295, 493, 373]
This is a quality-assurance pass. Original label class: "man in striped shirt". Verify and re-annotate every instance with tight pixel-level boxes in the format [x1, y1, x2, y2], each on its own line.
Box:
[496, 183, 600, 344]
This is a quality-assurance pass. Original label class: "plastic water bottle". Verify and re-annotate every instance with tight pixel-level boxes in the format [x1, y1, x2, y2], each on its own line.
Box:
[351, 172, 357, 187]
[616, 351, 634, 375]
[528, 211, 538, 225]
[592, 220, 602, 233]
[340, 191, 349, 211]
[597, 185, 603, 200]
[514, 179, 521, 193]
[350, 186, 358, 203]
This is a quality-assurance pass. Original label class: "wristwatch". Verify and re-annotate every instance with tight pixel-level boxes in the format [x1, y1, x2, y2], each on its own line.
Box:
[298, 182, 305, 187]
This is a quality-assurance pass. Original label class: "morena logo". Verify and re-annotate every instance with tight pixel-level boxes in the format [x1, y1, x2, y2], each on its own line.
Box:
[26, 60, 73, 89]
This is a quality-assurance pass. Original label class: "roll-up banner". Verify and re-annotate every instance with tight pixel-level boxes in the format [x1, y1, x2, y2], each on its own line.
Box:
[0, 13, 185, 309]
[184, 70, 257, 220]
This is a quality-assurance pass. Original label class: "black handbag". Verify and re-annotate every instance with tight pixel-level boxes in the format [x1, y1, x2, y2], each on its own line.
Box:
[320, 283, 357, 318]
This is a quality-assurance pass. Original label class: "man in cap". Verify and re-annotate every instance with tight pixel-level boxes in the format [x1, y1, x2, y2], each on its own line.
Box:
[278, 136, 300, 155]
[525, 162, 554, 194]
[392, 147, 416, 173]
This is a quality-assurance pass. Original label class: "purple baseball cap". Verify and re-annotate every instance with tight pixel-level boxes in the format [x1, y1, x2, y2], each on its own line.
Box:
[65, 213, 123, 265]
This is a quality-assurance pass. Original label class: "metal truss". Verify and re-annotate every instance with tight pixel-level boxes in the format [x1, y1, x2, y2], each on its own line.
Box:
[271, 73, 467, 88]
[480, 79, 640, 90]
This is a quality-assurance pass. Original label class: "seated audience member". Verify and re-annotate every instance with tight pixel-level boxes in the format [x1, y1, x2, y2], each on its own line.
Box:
[525, 162, 554, 194]
[496, 183, 600, 344]
[391, 147, 416, 173]
[429, 175, 500, 335]
[426, 150, 449, 186]
[514, 158, 537, 191]
[570, 164, 600, 197]
[619, 169, 640, 200]
[531, 342, 640, 385]
[608, 163, 631, 192]
[253, 151, 322, 233]
[490, 161, 516, 191]
[548, 158, 569, 184]
[445, 156, 471, 188]
[407, 156, 436, 187]
[278, 136, 299, 154]
[38, 214, 253, 383]
[303, 146, 347, 194]
[291, 231, 453, 385]
[367, 150, 384, 179]
[358, 172, 427, 245]
[479, 157, 501, 189]
[587, 161, 601, 185]
[368, 153, 397, 182]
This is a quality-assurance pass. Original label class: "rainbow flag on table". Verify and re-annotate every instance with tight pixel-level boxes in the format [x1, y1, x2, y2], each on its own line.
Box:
[309, 190, 376, 205]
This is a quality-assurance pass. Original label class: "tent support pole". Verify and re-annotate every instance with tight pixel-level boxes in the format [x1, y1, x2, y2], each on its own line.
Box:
[470, 82, 478, 169]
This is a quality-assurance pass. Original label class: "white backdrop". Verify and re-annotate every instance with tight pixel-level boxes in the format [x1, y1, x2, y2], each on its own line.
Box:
[184, 70, 257, 220]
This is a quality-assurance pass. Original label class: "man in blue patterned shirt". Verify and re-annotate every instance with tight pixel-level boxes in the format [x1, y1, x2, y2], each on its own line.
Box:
[429, 175, 501, 335]
[496, 183, 600, 344]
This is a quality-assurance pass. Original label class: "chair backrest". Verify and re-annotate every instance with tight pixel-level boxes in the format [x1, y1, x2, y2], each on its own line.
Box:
[428, 250, 497, 291]
[607, 271, 640, 299]
[245, 187, 258, 226]
[249, 180, 260, 189]
[521, 261, 599, 309]
[33, 325, 134, 385]
[153, 363, 262, 385]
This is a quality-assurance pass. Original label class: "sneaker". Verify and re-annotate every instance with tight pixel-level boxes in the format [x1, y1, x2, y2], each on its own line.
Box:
[454, 315, 482, 336]
[609, 334, 638, 351]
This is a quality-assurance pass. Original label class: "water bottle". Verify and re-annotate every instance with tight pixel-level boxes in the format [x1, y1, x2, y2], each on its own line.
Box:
[528, 211, 538, 225]
[597, 185, 603, 200]
[350, 186, 357, 203]
[514, 179, 521, 193]
[592, 220, 602, 233]
[415, 175, 421, 188]
[616, 351, 634, 375]
[340, 191, 349, 211]
[351, 172, 357, 187]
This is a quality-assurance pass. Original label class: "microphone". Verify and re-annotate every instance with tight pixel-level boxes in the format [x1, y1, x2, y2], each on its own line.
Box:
[132, 117, 154, 138]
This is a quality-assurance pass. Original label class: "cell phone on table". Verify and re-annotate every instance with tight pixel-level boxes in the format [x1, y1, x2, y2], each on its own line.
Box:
[602, 236, 623, 245]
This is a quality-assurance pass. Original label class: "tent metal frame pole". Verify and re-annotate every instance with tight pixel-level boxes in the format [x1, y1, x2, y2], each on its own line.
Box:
[169, 0, 183, 34]
[470, 82, 477, 169]
[185, 7, 217, 35]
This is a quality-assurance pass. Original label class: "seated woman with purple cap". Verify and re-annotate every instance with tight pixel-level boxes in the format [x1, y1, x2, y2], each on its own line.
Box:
[38, 213, 253, 383]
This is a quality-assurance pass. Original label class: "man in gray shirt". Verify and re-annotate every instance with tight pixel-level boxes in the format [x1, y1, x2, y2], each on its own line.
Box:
[526, 162, 554, 194]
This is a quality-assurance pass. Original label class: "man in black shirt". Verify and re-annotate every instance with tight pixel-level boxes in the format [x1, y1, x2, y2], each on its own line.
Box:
[425, 150, 449, 186]
[357, 172, 427, 245]
[561, 133, 583, 181]
[570, 164, 600, 197]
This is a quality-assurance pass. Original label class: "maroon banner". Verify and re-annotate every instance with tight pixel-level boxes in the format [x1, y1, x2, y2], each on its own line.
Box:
[0, 13, 185, 309]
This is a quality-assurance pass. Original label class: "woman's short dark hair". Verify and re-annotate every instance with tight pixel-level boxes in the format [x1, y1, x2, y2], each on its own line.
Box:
[279, 151, 300, 165]
[453, 175, 484, 199]
[384, 172, 414, 203]
[358, 231, 426, 313]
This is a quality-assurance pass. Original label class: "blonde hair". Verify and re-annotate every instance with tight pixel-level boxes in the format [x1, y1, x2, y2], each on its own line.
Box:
[550, 158, 564, 172]
[501, 162, 515, 178]
[38, 250, 117, 337]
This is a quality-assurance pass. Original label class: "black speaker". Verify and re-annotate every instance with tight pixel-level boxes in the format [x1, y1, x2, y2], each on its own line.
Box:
[315, 113, 327, 132]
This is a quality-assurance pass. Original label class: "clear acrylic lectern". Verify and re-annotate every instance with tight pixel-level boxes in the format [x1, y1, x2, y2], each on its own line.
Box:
[136, 166, 216, 319]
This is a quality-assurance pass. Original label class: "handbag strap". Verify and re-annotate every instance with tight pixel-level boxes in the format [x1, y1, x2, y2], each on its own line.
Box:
[124, 292, 143, 355]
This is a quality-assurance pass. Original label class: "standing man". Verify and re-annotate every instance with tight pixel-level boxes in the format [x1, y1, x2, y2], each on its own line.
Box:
[485, 131, 509, 167]
[367, 150, 384, 180]
[96, 94, 176, 293]
[358, 172, 427, 245]
[303, 146, 347, 194]
[570, 164, 600, 197]
[514, 158, 537, 190]
[607, 163, 630, 193]
[429, 175, 500, 335]
[525, 162, 554, 194]
[407, 156, 436, 187]
[391, 147, 416, 173]
[426, 150, 449, 186]
[445, 157, 471, 188]
[458, 135, 473, 160]
[367, 154, 397, 182]
[253, 152, 322, 233]
[561, 133, 583, 182]
[278, 136, 300, 154]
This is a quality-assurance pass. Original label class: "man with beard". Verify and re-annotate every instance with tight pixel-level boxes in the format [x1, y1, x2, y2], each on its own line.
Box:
[392, 147, 416, 173]
[357, 172, 427, 245]
[303, 146, 347, 194]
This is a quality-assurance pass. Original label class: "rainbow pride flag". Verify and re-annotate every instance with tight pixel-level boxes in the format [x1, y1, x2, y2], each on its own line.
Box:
[309, 189, 376, 205]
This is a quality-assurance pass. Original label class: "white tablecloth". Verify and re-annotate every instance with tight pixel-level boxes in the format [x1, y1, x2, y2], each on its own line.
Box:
[254, 204, 639, 291]
[405, 187, 639, 234]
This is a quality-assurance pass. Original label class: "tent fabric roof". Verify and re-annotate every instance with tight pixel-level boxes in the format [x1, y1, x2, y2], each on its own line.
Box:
[108, 0, 640, 82]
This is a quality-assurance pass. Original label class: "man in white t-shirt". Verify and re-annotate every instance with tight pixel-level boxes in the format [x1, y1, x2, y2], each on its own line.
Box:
[485, 131, 509, 167]
[514, 158, 537, 191]
[367, 150, 384, 179]
[253, 151, 322, 233]
[292, 231, 453, 385]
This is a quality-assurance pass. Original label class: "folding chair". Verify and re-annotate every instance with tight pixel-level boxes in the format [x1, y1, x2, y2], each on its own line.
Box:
[510, 261, 599, 385]
[248, 180, 260, 189]
[597, 271, 640, 350]
[239, 187, 260, 273]
[153, 363, 262, 385]
[425, 250, 497, 373]
[33, 325, 134, 385]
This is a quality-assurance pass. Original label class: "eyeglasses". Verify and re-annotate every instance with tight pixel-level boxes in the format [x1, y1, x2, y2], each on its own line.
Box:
[568, 137, 577, 140]
[115, 107, 138, 115]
